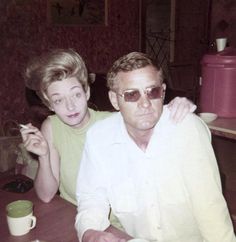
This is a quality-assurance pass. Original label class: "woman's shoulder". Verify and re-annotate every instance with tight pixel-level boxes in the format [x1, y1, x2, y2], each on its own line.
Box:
[43, 114, 66, 138]
[41, 115, 53, 130]
[40, 116, 54, 141]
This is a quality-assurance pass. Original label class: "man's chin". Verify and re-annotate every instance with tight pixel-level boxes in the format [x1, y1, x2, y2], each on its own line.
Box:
[137, 121, 156, 131]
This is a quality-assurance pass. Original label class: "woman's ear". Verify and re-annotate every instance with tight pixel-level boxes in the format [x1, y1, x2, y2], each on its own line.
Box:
[42, 93, 54, 111]
[86, 86, 90, 101]
[47, 100, 54, 112]
[108, 90, 120, 111]
[48, 105, 54, 112]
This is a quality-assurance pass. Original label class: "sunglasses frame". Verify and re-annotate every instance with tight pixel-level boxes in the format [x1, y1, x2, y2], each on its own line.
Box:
[117, 85, 164, 102]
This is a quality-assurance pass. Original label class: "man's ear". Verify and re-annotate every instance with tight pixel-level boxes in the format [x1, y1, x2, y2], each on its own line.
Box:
[162, 83, 166, 91]
[108, 90, 120, 111]
[162, 83, 166, 101]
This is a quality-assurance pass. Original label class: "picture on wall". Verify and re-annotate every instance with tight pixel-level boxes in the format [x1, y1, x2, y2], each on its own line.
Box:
[48, 0, 108, 25]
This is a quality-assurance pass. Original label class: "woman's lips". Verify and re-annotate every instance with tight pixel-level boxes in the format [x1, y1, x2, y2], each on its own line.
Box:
[67, 113, 80, 118]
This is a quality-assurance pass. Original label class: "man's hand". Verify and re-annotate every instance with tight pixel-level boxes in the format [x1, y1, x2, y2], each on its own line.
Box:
[82, 229, 127, 242]
[167, 97, 197, 123]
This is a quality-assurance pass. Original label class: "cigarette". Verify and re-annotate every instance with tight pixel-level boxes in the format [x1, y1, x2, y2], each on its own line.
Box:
[19, 124, 29, 129]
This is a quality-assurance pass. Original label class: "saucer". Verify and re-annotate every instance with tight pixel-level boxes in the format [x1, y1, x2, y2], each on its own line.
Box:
[198, 112, 218, 123]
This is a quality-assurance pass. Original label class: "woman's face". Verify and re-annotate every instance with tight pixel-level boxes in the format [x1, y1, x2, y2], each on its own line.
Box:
[46, 77, 90, 128]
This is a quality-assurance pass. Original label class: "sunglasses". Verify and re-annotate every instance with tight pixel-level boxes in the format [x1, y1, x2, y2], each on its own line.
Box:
[117, 85, 164, 102]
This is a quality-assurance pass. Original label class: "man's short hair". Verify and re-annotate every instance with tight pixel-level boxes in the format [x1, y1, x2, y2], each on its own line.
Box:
[107, 52, 163, 91]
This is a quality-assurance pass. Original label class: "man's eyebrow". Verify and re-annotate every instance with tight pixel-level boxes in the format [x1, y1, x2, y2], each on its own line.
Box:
[123, 84, 158, 91]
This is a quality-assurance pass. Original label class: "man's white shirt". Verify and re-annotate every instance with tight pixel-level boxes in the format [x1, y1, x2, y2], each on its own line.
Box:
[75, 106, 236, 242]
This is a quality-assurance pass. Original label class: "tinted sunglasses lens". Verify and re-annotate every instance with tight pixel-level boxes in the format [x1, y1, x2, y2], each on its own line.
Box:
[147, 86, 162, 99]
[124, 90, 141, 102]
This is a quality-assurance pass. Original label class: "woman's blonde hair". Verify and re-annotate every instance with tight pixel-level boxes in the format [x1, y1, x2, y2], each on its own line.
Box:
[24, 48, 88, 107]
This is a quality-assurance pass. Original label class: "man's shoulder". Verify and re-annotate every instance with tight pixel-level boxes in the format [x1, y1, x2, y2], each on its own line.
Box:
[181, 113, 208, 128]
[176, 112, 211, 139]
[157, 109, 209, 138]
[87, 112, 120, 136]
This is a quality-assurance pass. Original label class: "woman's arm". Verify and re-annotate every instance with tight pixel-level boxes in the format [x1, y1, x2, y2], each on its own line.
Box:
[20, 118, 60, 202]
[34, 118, 60, 202]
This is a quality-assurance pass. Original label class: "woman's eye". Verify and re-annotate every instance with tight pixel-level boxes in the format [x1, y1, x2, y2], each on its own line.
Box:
[53, 99, 62, 105]
[75, 92, 81, 98]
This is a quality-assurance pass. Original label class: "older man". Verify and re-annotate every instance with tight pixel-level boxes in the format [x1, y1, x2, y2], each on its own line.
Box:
[75, 52, 236, 242]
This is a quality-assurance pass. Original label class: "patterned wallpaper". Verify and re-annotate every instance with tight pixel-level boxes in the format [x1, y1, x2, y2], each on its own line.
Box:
[0, 0, 141, 129]
[1, 0, 235, 131]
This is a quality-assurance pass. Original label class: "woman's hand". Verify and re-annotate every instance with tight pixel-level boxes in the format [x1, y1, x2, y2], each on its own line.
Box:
[20, 123, 49, 157]
[167, 97, 197, 123]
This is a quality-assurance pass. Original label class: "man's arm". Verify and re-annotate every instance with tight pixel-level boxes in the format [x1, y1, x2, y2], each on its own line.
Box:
[105, 225, 132, 240]
[75, 125, 134, 242]
[178, 115, 236, 242]
[82, 226, 132, 242]
[75, 138, 112, 241]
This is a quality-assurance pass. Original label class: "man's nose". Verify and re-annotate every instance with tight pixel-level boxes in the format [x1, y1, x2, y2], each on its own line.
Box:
[138, 93, 151, 108]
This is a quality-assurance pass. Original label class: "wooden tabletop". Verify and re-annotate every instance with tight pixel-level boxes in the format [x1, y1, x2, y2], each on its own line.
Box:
[207, 117, 236, 140]
[0, 174, 79, 242]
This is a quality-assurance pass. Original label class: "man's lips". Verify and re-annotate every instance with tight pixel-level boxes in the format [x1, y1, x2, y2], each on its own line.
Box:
[137, 112, 154, 117]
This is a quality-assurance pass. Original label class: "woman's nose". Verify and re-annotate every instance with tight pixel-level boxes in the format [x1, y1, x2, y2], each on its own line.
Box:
[65, 98, 75, 110]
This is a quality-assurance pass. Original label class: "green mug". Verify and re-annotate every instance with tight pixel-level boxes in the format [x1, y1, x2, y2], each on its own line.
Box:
[7, 200, 33, 218]
[6, 200, 36, 236]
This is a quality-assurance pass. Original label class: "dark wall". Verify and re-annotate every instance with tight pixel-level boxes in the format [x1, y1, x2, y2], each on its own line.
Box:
[210, 0, 236, 48]
[2, 0, 235, 128]
[0, 0, 141, 126]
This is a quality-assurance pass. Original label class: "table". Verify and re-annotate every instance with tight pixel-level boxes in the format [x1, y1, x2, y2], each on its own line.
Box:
[0, 174, 79, 242]
[207, 117, 236, 140]
[206, 118, 236, 229]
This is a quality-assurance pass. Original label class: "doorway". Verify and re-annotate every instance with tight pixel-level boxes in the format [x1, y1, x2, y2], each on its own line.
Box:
[145, 0, 211, 104]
